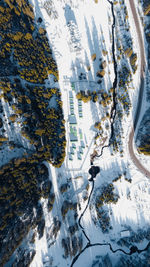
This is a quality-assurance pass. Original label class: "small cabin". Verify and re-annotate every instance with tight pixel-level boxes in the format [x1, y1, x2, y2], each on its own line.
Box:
[70, 133, 78, 142]
[120, 230, 130, 238]
[69, 91, 73, 99]
[69, 115, 77, 125]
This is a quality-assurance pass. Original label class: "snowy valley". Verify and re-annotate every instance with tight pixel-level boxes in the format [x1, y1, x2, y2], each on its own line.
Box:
[0, 0, 150, 266]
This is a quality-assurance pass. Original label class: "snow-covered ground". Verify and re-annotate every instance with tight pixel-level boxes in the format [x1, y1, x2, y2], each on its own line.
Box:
[31, 0, 115, 171]
[29, 0, 150, 266]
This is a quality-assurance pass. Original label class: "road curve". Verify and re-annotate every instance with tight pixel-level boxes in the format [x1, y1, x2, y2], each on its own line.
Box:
[128, 0, 150, 177]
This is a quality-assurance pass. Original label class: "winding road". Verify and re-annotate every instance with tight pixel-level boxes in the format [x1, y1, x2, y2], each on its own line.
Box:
[128, 0, 150, 177]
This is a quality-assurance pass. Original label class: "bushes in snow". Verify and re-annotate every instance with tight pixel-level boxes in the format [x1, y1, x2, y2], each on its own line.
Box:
[94, 184, 119, 232]
[62, 235, 83, 258]
[76, 90, 99, 103]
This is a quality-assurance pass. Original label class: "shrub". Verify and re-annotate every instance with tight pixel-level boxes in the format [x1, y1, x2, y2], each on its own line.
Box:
[102, 49, 108, 56]
[96, 69, 105, 78]
[91, 53, 96, 61]
[144, 4, 150, 15]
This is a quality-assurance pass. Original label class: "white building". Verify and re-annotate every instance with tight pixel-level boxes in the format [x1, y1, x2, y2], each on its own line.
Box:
[120, 230, 130, 238]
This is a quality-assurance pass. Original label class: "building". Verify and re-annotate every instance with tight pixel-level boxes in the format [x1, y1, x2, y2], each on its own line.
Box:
[79, 146, 83, 154]
[70, 132, 78, 142]
[71, 82, 75, 91]
[70, 147, 75, 155]
[69, 153, 73, 161]
[77, 151, 82, 160]
[69, 91, 73, 99]
[69, 115, 77, 125]
[120, 230, 130, 238]
[81, 140, 85, 148]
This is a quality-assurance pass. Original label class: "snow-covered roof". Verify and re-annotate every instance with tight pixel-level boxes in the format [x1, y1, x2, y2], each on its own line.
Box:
[120, 230, 130, 238]
[70, 133, 78, 142]
[69, 91, 73, 99]
[69, 115, 77, 124]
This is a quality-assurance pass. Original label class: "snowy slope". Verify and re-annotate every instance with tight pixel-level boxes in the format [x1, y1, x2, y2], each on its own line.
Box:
[28, 0, 150, 266]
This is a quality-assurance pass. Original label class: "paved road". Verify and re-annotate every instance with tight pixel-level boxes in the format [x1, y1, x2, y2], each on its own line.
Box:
[128, 0, 150, 177]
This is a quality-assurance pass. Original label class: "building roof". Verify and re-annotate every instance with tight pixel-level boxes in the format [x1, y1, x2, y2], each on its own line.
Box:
[69, 115, 77, 124]
[70, 147, 75, 154]
[81, 140, 85, 148]
[69, 153, 73, 160]
[72, 143, 76, 148]
[79, 146, 83, 154]
[120, 230, 130, 238]
[70, 133, 78, 142]
[69, 91, 73, 99]
[77, 151, 82, 160]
